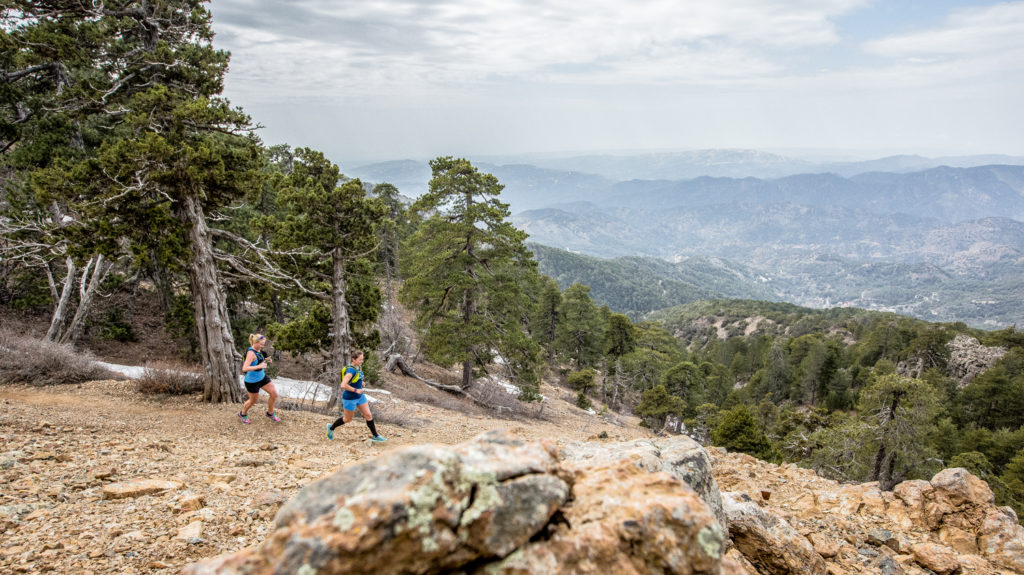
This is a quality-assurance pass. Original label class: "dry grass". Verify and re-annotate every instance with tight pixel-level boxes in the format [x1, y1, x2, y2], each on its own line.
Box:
[0, 331, 119, 386]
[397, 385, 489, 417]
[134, 361, 204, 395]
[468, 378, 528, 418]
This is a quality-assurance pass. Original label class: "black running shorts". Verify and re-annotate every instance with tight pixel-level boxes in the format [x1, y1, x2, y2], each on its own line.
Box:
[244, 376, 272, 394]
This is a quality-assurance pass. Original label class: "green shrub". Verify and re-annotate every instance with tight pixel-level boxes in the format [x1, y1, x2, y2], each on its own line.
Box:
[711, 404, 777, 461]
[99, 309, 136, 342]
[576, 390, 592, 410]
[635, 384, 684, 430]
[566, 368, 597, 392]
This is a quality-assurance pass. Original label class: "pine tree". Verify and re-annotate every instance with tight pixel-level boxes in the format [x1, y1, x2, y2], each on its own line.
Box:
[604, 313, 637, 360]
[860, 373, 943, 490]
[270, 148, 385, 406]
[635, 384, 685, 431]
[555, 283, 604, 368]
[11, 1, 262, 402]
[711, 404, 775, 460]
[401, 157, 539, 390]
[530, 275, 562, 362]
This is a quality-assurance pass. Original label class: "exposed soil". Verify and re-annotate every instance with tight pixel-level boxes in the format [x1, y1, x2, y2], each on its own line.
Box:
[0, 371, 649, 574]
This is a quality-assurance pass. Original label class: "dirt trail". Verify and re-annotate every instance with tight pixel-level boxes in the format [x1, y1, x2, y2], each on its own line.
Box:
[0, 377, 647, 574]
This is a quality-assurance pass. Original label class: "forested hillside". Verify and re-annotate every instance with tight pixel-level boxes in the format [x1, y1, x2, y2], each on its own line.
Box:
[529, 243, 783, 319]
[642, 299, 1024, 515]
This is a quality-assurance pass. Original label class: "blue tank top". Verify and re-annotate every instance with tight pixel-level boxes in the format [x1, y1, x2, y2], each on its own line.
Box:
[243, 347, 266, 383]
[341, 365, 364, 400]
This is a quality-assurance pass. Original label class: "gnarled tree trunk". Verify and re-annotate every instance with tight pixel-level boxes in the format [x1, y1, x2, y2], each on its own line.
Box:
[182, 194, 243, 403]
[45, 256, 77, 342]
[327, 247, 352, 408]
[60, 254, 112, 344]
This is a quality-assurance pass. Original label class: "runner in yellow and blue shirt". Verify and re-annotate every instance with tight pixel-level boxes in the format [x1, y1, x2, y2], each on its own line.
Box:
[326, 350, 386, 442]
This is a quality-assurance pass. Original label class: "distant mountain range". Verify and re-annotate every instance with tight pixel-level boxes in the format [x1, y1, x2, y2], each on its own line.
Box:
[348, 150, 1024, 212]
[348, 151, 1024, 329]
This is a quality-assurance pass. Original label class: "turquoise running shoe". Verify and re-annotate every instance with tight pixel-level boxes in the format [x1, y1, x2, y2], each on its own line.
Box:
[326, 424, 334, 440]
[371, 435, 387, 443]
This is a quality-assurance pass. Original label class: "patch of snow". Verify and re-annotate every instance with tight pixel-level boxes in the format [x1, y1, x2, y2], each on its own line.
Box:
[93, 361, 387, 403]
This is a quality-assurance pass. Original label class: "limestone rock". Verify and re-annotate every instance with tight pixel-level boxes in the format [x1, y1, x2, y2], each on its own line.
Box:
[910, 542, 959, 574]
[184, 431, 733, 575]
[176, 521, 203, 541]
[723, 491, 826, 574]
[561, 434, 728, 532]
[977, 507, 1024, 573]
[101, 478, 182, 500]
[807, 532, 840, 558]
[938, 524, 978, 555]
[184, 431, 571, 574]
[930, 467, 995, 508]
[484, 460, 726, 574]
[178, 494, 206, 513]
[946, 334, 1006, 386]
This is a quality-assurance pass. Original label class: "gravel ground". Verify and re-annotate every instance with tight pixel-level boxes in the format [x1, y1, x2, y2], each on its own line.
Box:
[0, 375, 649, 574]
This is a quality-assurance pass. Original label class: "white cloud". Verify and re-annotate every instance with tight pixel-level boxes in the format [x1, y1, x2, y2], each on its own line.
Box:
[864, 2, 1024, 59]
[213, 0, 868, 101]
[208, 1, 1024, 159]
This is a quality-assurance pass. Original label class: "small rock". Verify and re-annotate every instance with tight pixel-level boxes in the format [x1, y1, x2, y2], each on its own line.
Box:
[175, 521, 203, 541]
[911, 542, 959, 575]
[102, 478, 182, 500]
[253, 489, 287, 507]
[178, 494, 205, 512]
[867, 528, 895, 548]
[235, 459, 271, 467]
[122, 530, 148, 542]
[807, 532, 840, 558]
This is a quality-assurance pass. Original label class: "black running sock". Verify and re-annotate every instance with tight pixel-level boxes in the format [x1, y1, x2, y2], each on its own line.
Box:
[366, 419, 378, 437]
[329, 417, 345, 431]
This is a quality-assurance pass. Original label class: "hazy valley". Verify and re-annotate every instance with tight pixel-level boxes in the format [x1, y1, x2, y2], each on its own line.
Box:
[352, 152, 1024, 328]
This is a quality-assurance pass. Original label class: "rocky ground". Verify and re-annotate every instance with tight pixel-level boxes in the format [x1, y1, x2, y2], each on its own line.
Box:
[0, 373, 648, 575]
[6, 369, 1024, 575]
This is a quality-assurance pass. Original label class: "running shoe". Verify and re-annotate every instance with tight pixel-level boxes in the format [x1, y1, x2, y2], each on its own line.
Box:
[238, 411, 250, 424]
[266, 411, 281, 423]
[371, 435, 388, 443]
[326, 424, 334, 440]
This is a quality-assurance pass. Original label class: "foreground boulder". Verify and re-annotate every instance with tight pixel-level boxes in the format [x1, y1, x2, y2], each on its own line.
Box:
[184, 431, 737, 575]
[561, 434, 728, 533]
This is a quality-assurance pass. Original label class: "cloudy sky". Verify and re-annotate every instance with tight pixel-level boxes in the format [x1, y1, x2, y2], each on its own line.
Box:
[208, 0, 1024, 166]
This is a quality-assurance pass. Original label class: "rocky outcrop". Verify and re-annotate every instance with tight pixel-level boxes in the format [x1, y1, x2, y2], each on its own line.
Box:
[947, 333, 1006, 386]
[714, 451, 1024, 575]
[184, 431, 737, 575]
[722, 492, 825, 574]
[183, 430, 1024, 575]
[561, 434, 727, 532]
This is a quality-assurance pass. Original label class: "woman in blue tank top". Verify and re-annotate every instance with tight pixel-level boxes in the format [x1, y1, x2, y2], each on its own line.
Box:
[238, 334, 280, 424]
[325, 350, 386, 442]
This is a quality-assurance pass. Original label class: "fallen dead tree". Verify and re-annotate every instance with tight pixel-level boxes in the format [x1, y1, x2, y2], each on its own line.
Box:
[384, 354, 466, 394]
[384, 354, 520, 416]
